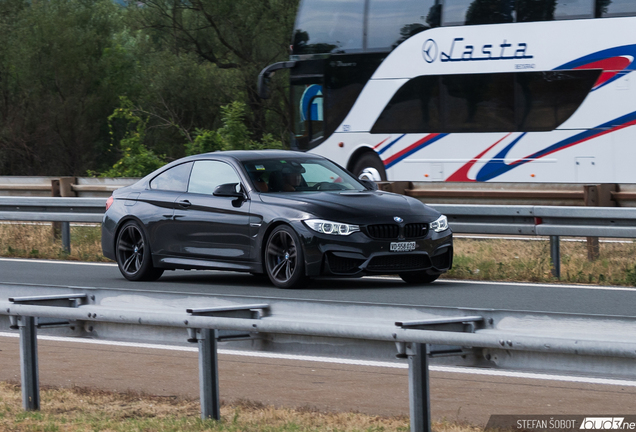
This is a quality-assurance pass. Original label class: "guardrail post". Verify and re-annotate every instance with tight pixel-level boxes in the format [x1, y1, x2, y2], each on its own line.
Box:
[407, 342, 431, 432]
[8, 293, 87, 411]
[396, 316, 484, 432]
[550, 236, 561, 279]
[185, 304, 269, 421]
[584, 185, 600, 261]
[195, 328, 221, 420]
[51, 179, 62, 240]
[14, 316, 40, 411]
[61, 222, 71, 254]
[59, 177, 76, 254]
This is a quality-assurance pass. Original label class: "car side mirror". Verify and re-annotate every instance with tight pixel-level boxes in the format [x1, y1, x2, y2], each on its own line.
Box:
[359, 179, 378, 191]
[213, 183, 245, 198]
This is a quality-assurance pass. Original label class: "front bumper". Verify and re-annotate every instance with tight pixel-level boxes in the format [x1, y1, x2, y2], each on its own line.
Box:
[298, 223, 453, 277]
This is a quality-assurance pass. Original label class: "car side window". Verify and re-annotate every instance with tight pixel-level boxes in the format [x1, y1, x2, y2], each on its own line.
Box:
[188, 160, 241, 195]
[149, 162, 193, 192]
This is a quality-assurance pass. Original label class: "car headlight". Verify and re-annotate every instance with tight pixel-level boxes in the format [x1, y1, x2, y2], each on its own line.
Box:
[304, 219, 360, 236]
[430, 215, 449, 233]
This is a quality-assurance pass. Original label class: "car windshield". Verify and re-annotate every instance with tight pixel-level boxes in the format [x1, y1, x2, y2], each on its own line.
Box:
[242, 158, 366, 193]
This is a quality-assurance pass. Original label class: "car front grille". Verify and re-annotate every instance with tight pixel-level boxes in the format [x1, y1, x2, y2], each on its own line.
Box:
[367, 254, 431, 272]
[404, 223, 429, 238]
[366, 223, 429, 240]
[366, 224, 400, 239]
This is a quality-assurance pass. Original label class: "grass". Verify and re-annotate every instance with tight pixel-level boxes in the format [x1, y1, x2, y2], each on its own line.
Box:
[1, 223, 636, 287]
[0, 381, 483, 432]
[444, 237, 636, 286]
[0, 223, 109, 263]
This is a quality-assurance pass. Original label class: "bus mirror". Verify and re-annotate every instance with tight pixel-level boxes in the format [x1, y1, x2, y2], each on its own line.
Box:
[258, 61, 296, 99]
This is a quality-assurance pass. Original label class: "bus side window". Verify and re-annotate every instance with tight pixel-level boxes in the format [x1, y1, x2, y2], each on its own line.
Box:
[443, 0, 514, 26]
[517, 0, 555, 22]
[554, 0, 594, 20]
[517, 0, 594, 22]
[597, 0, 636, 17]
[367, 0, 440, 50]
[371, 70, 600, 134]
[442, 0, 472, 25]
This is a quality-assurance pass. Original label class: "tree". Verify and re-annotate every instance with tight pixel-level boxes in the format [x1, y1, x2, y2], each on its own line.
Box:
[0, 0, 133, 175]
[129, 0, 298, 144]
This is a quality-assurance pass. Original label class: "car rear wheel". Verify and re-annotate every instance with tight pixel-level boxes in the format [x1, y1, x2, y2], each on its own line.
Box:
[116, 221, 164, 281]
[265, 225, 308, 289]
[399, 272, 439, 284]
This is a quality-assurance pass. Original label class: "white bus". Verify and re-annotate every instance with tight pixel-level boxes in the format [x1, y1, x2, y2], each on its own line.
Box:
[259, 0, 636, 183]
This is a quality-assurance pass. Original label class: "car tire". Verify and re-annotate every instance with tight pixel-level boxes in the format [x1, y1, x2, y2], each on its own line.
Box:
[115, 220, 164, 282]
[399, 272, 439, 284]
[264, 225, 308, 289]
[352, 152, 387, 182]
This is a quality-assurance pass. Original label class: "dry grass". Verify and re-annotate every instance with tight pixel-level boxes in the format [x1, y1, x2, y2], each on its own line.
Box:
[444, 237, 636, 286]
[0, 381, 482, 432]
[0, 223, 109, 262]
[2, 223, 636, 287]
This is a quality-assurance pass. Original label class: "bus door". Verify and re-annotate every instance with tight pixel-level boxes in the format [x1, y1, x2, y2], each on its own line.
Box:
[291, 77, 324, 151]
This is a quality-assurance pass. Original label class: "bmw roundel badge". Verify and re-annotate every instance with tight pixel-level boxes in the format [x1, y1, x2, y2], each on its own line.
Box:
[394, 216, 404, 223]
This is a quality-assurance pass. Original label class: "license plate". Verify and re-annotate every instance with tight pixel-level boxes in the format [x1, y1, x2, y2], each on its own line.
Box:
[390, 241, 416, 252]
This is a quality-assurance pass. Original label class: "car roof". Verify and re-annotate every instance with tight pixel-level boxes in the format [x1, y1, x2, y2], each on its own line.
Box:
[136, 150, 327, 186]
[196, 149, 324, 162]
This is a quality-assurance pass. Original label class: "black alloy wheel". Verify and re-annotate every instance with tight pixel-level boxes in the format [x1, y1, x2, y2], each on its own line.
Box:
[399, 271, 439, 284]
[115, 221, 164, 281]
[265, 225, 308, 289]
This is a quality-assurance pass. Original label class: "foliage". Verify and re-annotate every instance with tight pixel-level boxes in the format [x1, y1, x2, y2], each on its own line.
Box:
[185, 101, 283, 156]
[102, 98, 165, 178]
[129, 0, 298, 142]
[0, 0, 298, 176]
[0, 0, 132, 175]
[103, 99, 282, 178]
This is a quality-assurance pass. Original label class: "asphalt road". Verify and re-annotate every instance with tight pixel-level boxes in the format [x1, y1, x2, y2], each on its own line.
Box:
[1, 257, 635, 316]
[2, 257, 636, 424]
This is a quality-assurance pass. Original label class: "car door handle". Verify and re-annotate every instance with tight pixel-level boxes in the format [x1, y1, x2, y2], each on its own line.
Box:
[177, 199, 192, 208]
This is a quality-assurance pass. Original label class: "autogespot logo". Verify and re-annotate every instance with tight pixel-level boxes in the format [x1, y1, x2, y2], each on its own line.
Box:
[422, 39, 438, 63]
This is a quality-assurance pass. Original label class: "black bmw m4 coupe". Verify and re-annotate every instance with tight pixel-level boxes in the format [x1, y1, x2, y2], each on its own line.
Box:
[102, 150, 452, 288]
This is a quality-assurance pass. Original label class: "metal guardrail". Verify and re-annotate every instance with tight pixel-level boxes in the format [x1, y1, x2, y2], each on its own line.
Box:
[394, 182, 636, 207]
[0, 177, 137, 198]
[2, 286, 636, 432]
[0, 197, 106, 253]
[0, 197, 106, 223]
[4, 177, 636, 205]
[1, 196, 635, 273]
[431, 204, 636, 238]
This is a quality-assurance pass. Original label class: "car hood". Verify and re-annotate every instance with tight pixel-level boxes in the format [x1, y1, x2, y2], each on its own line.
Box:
[258, 190, 440, 223]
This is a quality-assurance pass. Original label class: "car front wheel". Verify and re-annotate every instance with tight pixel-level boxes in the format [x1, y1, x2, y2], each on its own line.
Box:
[265, 225, 308, 289]
[115, 221, 164, 281]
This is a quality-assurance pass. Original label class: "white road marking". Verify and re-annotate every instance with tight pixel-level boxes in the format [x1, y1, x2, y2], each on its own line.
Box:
[0, 257, 117, 267]
[1, 332, 634, 387]
[2, 257, 635, 292]
[364, 276, 636, 292]
[455, 235, 633, 244]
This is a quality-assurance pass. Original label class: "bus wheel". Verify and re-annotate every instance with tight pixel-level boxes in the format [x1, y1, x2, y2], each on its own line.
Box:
[352, 152, 387, 182]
